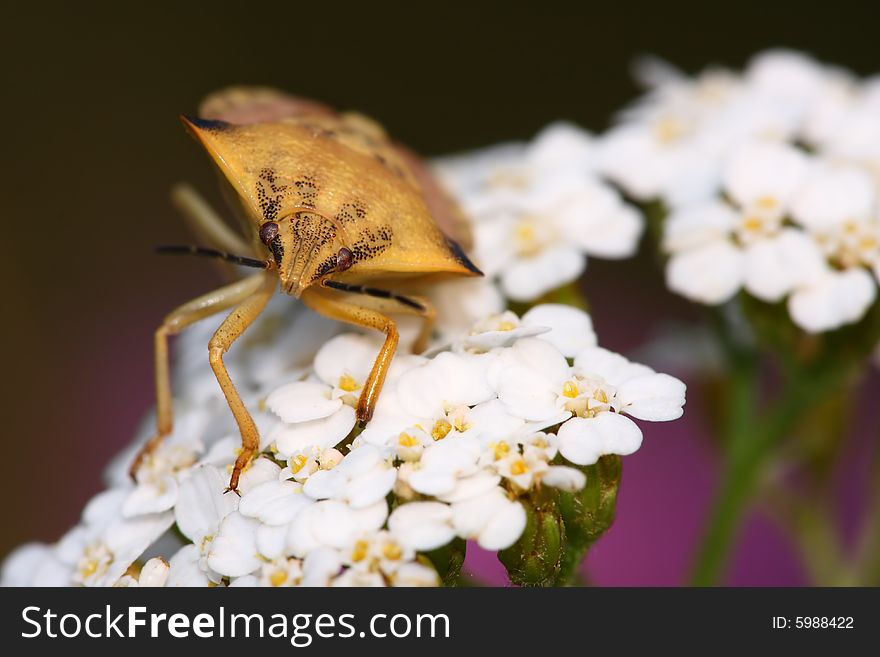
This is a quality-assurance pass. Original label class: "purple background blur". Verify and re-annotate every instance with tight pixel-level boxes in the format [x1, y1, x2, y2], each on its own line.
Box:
[3, 2, 878, 584]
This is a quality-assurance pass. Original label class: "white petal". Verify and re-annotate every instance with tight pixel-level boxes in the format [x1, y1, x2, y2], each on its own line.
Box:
[617, 373, 686, 421]
[477, 498, 527, 550]
[743, 228, 826, 301]
[543, 466, 587, 491]
[391, 562, 440, 587]
[575, 203, 644, 258]
[174, 465, 237, 543]
[663, 200, 737, 252]
[345, 467, 397, 508]
[236, 456, 282, 494]
[166, 545, 210, 587]
[313, 333, 381, 386]
[310, 501, 361, 549]
[436, 471, 501, 503]
[450, 487, 526, 550]
[521, 304, 598, 357]
[791, 165, 875, 230]
[490, 337, 570, 387]
[788, 268, 877, 333]
[301, 547, 343, 586]
[266, 381, 341, 423]
[1, 544, 54, 586]
[556, 413, 643, 465]
[666, 239, 744, 305]
[256, 524, 289, 560]
[303, 469, 347, 500]
[528, 121, 595, 171]
[396, 352, 493, 418]
[408, 468, 458, 497]
[271, 405, 356, 456]
[122, 476, 178, 517]
[496, 365, 561, 421]
[207, 512, 261, 578]
[389, 502, 455, 551]
[724, 141, 809, 207]
[500, 246, 586, 302]
[138, 558, 170, 587]
[574, 346, 652, 385]
[239, 480, 310, 525]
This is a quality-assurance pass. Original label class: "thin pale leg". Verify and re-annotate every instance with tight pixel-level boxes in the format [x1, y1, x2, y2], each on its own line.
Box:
[210, 273, 277, 493]
[301, 286, 399, 424]
[171, 183, 254, 255]
[130, 272, 269, 479]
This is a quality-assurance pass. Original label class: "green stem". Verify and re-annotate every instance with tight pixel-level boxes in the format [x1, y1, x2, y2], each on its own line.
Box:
[690, 362, 828, 586]
[759, 478, 846, 585]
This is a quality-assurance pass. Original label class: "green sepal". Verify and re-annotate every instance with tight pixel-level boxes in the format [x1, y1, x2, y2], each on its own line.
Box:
[498, 492, 564, 587]
[423, 538, 466, 587]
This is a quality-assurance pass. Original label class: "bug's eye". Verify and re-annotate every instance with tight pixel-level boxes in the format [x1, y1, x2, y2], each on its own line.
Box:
[336, 246, 354, 272]
[259, 221, 279, 245]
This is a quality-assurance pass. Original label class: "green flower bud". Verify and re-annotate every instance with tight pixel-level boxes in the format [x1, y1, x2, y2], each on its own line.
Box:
[423, 538, 466, 586]
[557, 455, 622, 546]
[499, 494, 564, 587]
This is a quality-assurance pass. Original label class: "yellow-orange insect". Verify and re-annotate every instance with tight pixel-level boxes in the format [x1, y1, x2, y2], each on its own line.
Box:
[130, 88, 481, 493]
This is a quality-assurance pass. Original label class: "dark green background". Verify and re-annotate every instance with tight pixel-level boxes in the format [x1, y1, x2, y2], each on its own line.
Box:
[2, 1, 877, 559]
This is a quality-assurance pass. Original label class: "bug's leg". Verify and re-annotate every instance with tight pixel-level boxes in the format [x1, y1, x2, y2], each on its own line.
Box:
[301, 286, 399, 424]
[209, 273, 277, 494]
[130, 272, 270, 480]
[171, 183, 254, 255]
[318, 280, 435, 354]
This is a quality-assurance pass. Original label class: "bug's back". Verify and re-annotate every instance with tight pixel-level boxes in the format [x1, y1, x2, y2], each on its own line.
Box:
[185, 114, 479, 290]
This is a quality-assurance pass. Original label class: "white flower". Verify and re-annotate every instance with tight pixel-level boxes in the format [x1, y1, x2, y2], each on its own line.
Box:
[303, 444, 397, 508]
[173, 465, 238, 582]
[286, 499, 388, 558]
[58, 488, 175, 587]
[663, 141, 823, 305]
[388, 502, 456, 552]
[450, 487, 526, 550]
[495, 339, 685, 465]
[124, 440, 200, 517]
[785, 163, 880, 331]
[441, 122, 643, 302]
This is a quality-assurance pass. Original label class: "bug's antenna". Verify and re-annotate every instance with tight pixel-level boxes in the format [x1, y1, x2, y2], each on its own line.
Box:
[156, 245, 270, 269]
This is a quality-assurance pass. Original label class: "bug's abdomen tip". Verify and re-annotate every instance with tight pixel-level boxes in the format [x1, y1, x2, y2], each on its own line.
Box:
[180, 114, 232, 132]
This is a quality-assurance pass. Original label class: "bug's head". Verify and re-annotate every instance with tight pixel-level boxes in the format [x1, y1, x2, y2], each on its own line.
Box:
[181, 114, 358, 297]
[258, 214, 354, 297]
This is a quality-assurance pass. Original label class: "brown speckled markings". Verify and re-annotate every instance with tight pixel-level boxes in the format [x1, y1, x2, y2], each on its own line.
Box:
[182, 113, 475, 296]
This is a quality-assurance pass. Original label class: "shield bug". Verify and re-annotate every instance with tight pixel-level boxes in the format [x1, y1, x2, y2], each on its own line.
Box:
[130, 88, 482, 493]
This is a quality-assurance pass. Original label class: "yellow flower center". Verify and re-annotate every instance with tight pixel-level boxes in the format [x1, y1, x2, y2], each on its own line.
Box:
[338, 373, 361, 392]
[269, 570, 288, 587]
[755, 196, 778, 210]
[510, 458, 528, 476]
[398, 432, 420, 448]
[432, 419, 452, 441]
[654, 117, 685, 144]
[289, 454, 308, 474]
[562, 381, 580, 398]
[491, 441, 511, 460]
[382, 543, 403, 561]
[741, 216, 763, 232]
[352, 540, 369, 562]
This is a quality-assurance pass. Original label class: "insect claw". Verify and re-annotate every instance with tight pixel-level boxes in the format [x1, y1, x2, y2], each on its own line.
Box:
[223, 485, 242, 497]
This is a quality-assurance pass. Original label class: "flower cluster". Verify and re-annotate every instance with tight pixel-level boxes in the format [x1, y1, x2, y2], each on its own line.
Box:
[1, 304, 684, 587]
[599, 50, 880, 332]
[435, 123, 644, 302]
